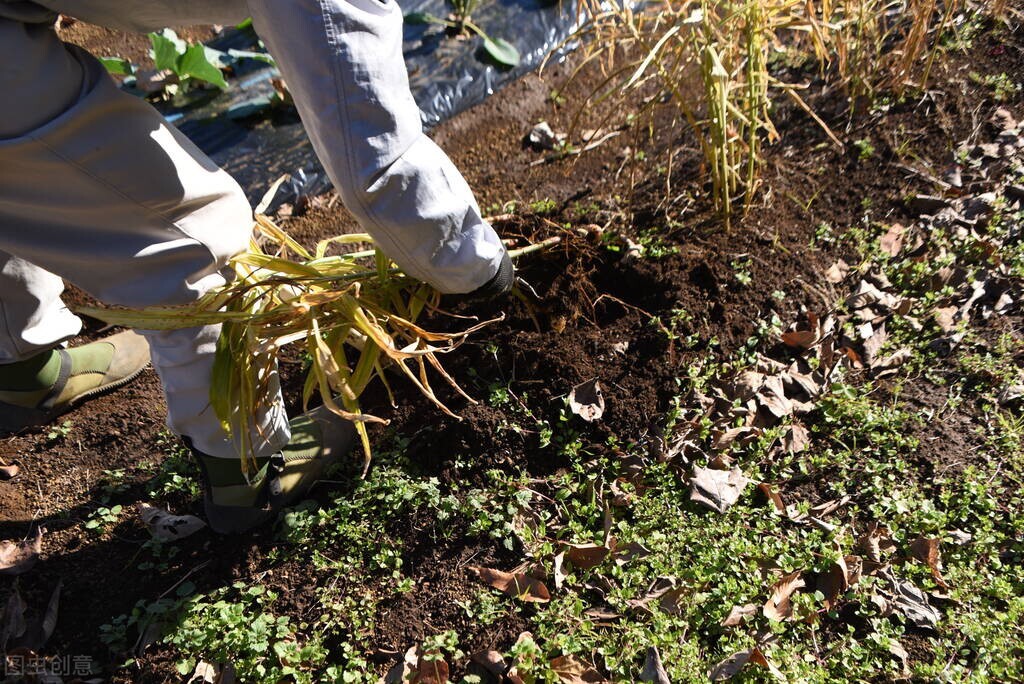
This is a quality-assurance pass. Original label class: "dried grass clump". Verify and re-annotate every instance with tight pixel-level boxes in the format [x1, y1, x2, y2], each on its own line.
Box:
[80, 213, 507, 478]
[570, 0, 983, 224]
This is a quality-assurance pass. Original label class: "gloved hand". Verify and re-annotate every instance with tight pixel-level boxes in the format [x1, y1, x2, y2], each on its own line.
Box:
[460, 250, 515, 301]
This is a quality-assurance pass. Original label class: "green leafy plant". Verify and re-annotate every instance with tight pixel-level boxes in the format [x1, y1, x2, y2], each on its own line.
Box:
[46, 419, 73, 443]
[148, 29, 229, 91]
[85, 504, 123, 534]
[405, 0, 521, 67]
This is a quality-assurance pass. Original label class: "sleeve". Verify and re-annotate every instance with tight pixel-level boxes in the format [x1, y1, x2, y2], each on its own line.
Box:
[246, 0, 506, 293]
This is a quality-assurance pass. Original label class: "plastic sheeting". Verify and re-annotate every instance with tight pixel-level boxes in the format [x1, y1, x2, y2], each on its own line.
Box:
[152, 0, 579, 205]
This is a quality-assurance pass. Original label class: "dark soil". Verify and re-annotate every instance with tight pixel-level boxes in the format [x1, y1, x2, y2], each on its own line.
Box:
[2, 14, 1021, 683]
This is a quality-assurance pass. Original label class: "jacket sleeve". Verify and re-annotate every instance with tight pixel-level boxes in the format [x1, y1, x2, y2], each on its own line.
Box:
[246, 0, 505, 293]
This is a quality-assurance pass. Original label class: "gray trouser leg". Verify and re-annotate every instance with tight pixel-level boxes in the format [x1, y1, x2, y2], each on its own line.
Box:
[0, 18, 289, 459]
[0, 253, 82, 362]
[246, 0, 506, 294]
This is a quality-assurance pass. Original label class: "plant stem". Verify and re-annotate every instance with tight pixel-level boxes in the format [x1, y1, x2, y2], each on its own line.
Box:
[509, 236, 562, 259]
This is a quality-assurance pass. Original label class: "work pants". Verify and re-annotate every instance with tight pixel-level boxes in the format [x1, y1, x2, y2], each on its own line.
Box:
[0, 1, 504, 459]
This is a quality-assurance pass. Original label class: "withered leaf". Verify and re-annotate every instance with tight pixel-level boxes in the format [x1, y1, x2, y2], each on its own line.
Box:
[763, 570, 805, 621]
[757, 375, 792, 419]
[825, 260, 850, 283]
[689, 466, 750, 514]
[847, 280, 883, 309]
[818, 557, 849, 610]
[709, 650, 751, 681]
[749, 646, 786, 681]
[757, 483, 789, 518]
[880, 224, 906, 257]
[933, 306, 958, 333]
[612, 541, 651, 567]
[411, 650, 450, 684]
[553, 552, 567, 590]
[639, 646, 670, 683]
[469, 649, 508, 678]
[583, 605, 620, 621]
[709, 646, 784, 682]
[721, 603, 758, 627]
[712, 426, 758, 451]
[569, 379, 605, 422]
[189, 660, 237, 684]
[858, 523, 895, 565]
[470, 566, 551, 603]
[783, 423, 810, 453]
[845, 555, 863, 587]
[884, 571, 940, 630]
[565, 543, 610, 570]
[1, 589, 26, 652]
[658, 586, 688, 617]
[550, 654, 607, 683]
[908, 537, 949, 588]
[889, 639, 911, 680]
[138, 504, 206, 542]
[781, 330, 817, 349]
[863, 325, 889, 367]
[0, 464, 19, 480]
[0, 527, 42, 576]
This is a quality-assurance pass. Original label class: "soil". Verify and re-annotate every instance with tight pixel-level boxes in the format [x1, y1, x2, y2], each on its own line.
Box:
[1, 13, 1022, 683]
[57, 20, 219, 68]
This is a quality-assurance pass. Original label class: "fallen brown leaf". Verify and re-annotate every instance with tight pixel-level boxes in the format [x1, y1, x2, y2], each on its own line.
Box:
[763, 570, 805, 621]
[0, 527, 42, 576]
[757, 483, 789, 518]
[909, 537, 949, 588]
[825, 260, 850, 283]
[933, 306, 958, 333]
[721, 603, 758, 627]
[553, 552, 567, 590]
[783, 422, 810, 454]
[880, 223, 906, 256]
[709, 645, 783, 681]
[757, 375, 792, 419]
[138, 504, 206, 542]
[0, 464, 19, 480]
[889, 640, 912, 680]
[882, 570, 940, 630]
[818, 557, 849, 610]
[550, 654, 607, 683]
[470, 566, 551, 603]
[781, 330, 817, 349]
[188, 660, 237, 684]
[565, 543, 610, 570]
[639, 646, 670, 683]
[569, 379, 605, 422]
[411, 650, 450, 684]
[689, 467, 750, 514]
[712, 426, 759, 451]
[469, 649, 507, 679]
[1, 589, 26, 652]
[858, 523, 895, 566]
[656, 586, 691, 617]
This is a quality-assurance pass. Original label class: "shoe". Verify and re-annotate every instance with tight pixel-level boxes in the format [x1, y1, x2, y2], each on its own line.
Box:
[0, 330, 151, 435]
[191, 405, 356, 534]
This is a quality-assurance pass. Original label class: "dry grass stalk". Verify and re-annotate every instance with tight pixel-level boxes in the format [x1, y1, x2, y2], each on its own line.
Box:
[78, 215, 548, 478]
[568, 0, 977, 224]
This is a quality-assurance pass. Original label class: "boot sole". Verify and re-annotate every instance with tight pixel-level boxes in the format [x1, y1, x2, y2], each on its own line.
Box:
[0, 364, 148, 436]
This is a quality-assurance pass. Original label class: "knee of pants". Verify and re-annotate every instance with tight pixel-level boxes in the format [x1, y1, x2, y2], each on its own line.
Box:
[178, 169, 255, 268]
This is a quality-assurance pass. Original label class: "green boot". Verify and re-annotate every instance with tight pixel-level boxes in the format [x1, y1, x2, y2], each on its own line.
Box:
[192, 405, 356, 534]
[0, 330, 150, 435]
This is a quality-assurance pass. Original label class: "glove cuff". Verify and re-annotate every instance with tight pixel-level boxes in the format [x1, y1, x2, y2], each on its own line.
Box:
[466, 251, 514, 300]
